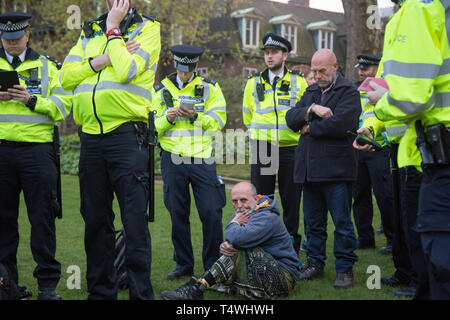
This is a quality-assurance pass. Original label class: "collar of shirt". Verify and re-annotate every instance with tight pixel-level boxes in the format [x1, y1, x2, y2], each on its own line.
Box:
[268, 69, 284, 86]
[5, 49, 27, 65]
[176, 74, 195, 90]
[321, 74, 339, 95]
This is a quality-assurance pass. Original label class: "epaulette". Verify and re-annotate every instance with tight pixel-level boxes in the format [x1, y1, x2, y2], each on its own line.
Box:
[248, 72, 261, 79]
[46, 56, 62, 70]
[142, 14, 156, 22]
[202, 78, 217, 85]
[289, 69, 304, 77]
[153, 83, 165, 92]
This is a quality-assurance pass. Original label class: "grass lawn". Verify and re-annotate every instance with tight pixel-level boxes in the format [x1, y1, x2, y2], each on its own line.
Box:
[15, 175, 407, 300]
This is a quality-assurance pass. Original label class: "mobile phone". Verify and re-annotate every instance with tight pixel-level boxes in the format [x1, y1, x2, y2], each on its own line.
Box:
[347, 130, 383, 151]
[180, 101, 195, 109]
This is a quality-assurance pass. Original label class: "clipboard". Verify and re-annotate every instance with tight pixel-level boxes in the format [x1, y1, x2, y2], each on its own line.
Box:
[0, 70, 20, 92]
[357, 77, 388, 92]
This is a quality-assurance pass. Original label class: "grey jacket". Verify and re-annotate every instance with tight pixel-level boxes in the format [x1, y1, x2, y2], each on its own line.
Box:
[225, 194, 302, 280]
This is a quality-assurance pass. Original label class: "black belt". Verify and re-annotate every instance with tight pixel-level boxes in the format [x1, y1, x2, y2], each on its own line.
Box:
[82, 122, 145, 137]
[0, 140, 49, 147]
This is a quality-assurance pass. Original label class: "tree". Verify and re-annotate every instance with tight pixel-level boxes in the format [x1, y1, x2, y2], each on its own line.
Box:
[342, 0, 383, 83]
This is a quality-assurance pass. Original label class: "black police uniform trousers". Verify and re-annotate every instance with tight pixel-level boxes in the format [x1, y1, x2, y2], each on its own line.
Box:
[79, 125, 153, 300]
[415, 163, 450, 299]
[352, 147, 395, 247]
[250, 139, 302, 253]
[0, 142, 61, 290]
[161, 150, 225, 273]
[388, 144, 424, 290]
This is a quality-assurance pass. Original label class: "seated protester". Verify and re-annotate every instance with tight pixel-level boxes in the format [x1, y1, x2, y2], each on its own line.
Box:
[161, 181, 302, 300]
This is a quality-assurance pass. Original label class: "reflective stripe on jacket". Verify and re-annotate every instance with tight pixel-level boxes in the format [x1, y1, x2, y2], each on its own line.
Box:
[243, 69, 307, 147]
[151, 73, 226, 159]
[60, 12, 160, 134]
[0, 48, 72, 143]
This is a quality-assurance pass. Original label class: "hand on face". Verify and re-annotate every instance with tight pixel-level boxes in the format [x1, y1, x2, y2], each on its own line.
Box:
[106, 0, 130, 30]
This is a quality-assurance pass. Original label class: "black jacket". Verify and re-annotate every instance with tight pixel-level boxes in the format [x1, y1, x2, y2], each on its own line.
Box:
[286, 73, 361, 184]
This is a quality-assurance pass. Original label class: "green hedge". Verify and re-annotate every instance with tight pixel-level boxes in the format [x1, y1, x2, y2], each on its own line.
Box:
[60, 131, 250, 176]
[60, 133, 162, 175]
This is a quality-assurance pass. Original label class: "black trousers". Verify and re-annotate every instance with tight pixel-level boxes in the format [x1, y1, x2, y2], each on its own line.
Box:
[352, 147, 395, 246]
[0, 143, 61, 289]
[250, 140, 302, 252]
[161, 150, 225, 273]
[79, 128, 153, 300]
[416, 164, 450, 299]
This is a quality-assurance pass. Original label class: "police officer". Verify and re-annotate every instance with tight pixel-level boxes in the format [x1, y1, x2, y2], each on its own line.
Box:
[353, 54, 395, 254]
[151, 44, 227, 280]
[60, 0, 161, 300]
[355, 61, 423, 298]
[367, 0, 450, 299]
[243, 33, 308, 253]
[0, 12, 72, 300]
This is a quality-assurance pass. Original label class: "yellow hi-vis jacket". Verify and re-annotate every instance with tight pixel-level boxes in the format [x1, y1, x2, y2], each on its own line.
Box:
[359, 90, 387, 147]
[0, 48, 72, 143]
[151, 73, 227, 159]
[60, 11, 161, 134]
[362, 55, 422, 169]
[373, 0, 450, 166]
[243, 68, 308, 147]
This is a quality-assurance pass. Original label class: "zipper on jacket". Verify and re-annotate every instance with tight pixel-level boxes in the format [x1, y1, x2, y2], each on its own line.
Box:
[92, 70, 103, 134]
[92, 38, 110, 135]
[272, 79, 279, 144]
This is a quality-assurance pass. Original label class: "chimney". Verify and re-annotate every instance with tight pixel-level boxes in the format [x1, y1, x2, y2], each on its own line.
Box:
[288, 0, 310, 7]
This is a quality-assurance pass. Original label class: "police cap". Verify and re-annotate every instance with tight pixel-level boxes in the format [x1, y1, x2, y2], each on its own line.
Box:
[355, 54, 381, 69]
[0, 12, 32, 40]
[170, 44, 204, 73]
[261, 33, 292, 52]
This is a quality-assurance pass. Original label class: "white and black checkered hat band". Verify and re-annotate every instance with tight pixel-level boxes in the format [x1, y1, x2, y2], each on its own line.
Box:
[174, 55, 199, 64]
[264, 37, 288, 51]
[358, 58, 378, 65]
[0, 20, 29, 32]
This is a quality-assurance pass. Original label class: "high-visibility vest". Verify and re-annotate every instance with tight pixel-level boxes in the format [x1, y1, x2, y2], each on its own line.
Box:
[151, 73, 227, 159]
[0, 48, 72, 143]
[362, 55, 421, 168]
[243, 69, 308, 147]
[359, 90, 387, 146]
[60, 12, 161, 134]
[373, 0, 450, 165]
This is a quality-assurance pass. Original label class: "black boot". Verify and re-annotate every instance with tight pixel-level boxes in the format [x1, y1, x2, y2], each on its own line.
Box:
[161, 277, 206, 300]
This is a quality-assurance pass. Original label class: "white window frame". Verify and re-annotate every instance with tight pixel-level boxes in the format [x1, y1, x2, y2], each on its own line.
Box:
[281, 24, 297, 53]
[197, 67, 209, 77]
[243, 67, 258, 77]
[242, 17, 259, 48]
[170, 24, 183, 46]
[318, 30, 334, 51]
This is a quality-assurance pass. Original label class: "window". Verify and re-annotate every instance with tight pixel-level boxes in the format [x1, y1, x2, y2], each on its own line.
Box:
[318, 30, 333, 51]
[307, 20, 336, 51]
[197, 67, 209, 77]
[243, 67, 258, 77]
[243, 18, 259, 48]
[170, 24, 183, 46]
[281, 24, 297, 53]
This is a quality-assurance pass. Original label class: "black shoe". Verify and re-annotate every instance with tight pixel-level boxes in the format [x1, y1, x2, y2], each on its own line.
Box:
[378, 244, 392, 255]
[356, 239, 375, 249]
[18, 286, 32, 300]
[298, 259, 324, 280]
[334, 268, 354, 289]
[381, 275, 409, 287]
[161, 277, 206, 300]
[166, 269, 193, 281]
[37, 289, 61, 300]
[393, 287, 416, 298]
